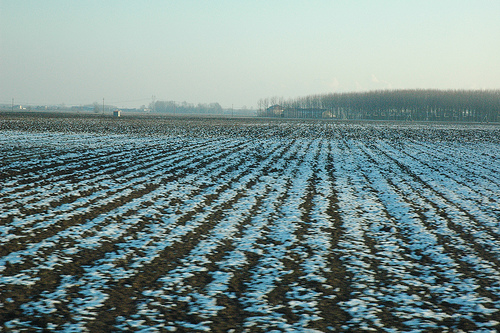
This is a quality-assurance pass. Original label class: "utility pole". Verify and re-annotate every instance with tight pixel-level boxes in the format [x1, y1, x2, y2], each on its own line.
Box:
[103, 98, 105, 115]
[12, 98, 14, 112]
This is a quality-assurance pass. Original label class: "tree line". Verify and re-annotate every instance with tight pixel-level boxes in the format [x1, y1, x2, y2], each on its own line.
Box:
[259, 90, 500, 122]
[149, 101, 223, 115]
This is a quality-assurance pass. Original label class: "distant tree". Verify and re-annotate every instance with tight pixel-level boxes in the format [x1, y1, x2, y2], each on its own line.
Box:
[208, 102, 222, 115]
[146, 99, 227, 115]
[93, 102, 100, 113]
[261, 89, 500, 121]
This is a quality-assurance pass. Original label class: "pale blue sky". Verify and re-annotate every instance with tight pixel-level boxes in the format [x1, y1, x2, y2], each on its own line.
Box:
[1, 0, 499, 108]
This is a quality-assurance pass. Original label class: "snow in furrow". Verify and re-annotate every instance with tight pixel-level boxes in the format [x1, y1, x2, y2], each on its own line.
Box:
[0, 135, 232, 225]
[299, 140, 334, 286]
[27, 139, 285, 331]
[332, 140, 393, 331]
[1, 122, 499, 332]
[0, 132, 151, 184]
[173, 144, 303, 321]
[399, 140, 500, 207]
[331, 140, 476, 331]
[362, 142, 500, 307]
[0, 138, 246, 276]
[375, 141, 500, 258]
[113, 140, 300, 331]
[286, 140, 338, 331]
[350, 141, 499, 330]
[239, 139, 320, 332]
[1, 144, 161, 203]
[0, 138, 188, 226]
[5, 139, 260, 328]
[388, 140, 500, 227]
[407, 138, 500, 184]
[0, 136, 222, 220]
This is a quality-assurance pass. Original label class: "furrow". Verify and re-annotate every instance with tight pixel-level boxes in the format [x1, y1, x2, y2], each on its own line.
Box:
[0, 138, 237, 252]
[348, 141, 499, 331]
[373, 141, 500, 258]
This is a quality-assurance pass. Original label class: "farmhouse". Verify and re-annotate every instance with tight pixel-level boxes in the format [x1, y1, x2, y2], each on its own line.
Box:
[282, 107, 327, 119]
[265, 104, 285, 117]
[264, 105, 330, 119]
[113, 109, 121, 117]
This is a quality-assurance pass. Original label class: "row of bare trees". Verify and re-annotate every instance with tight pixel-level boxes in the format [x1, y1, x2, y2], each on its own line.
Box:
[149, 101, 223, 115]
[259, 90, 500, 122]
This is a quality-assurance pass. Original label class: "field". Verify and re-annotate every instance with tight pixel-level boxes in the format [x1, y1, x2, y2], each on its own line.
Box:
[1, 114, 500, 332]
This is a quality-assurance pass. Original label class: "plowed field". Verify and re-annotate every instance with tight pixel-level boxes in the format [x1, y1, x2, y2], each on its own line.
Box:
[1, 115, 500, 332]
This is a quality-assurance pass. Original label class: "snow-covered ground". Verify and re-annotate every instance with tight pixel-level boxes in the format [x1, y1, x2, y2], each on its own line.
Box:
[1, 118, 499, 332]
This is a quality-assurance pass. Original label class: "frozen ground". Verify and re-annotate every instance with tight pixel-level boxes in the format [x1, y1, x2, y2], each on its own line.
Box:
[1, 115, 499, 332]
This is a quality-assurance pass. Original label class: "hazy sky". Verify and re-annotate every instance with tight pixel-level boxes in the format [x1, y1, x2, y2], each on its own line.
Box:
[1, 0, 499, 108]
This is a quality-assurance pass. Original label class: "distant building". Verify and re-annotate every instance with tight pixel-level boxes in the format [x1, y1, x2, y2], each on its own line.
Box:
[265, 105, 285, 117]
[113, 110, 121, 117]
[264, 105, 330, 119]
[282, 107, 326, 119]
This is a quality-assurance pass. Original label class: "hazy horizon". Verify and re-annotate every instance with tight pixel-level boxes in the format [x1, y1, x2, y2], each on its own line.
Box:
[1, 0, 499, 109]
